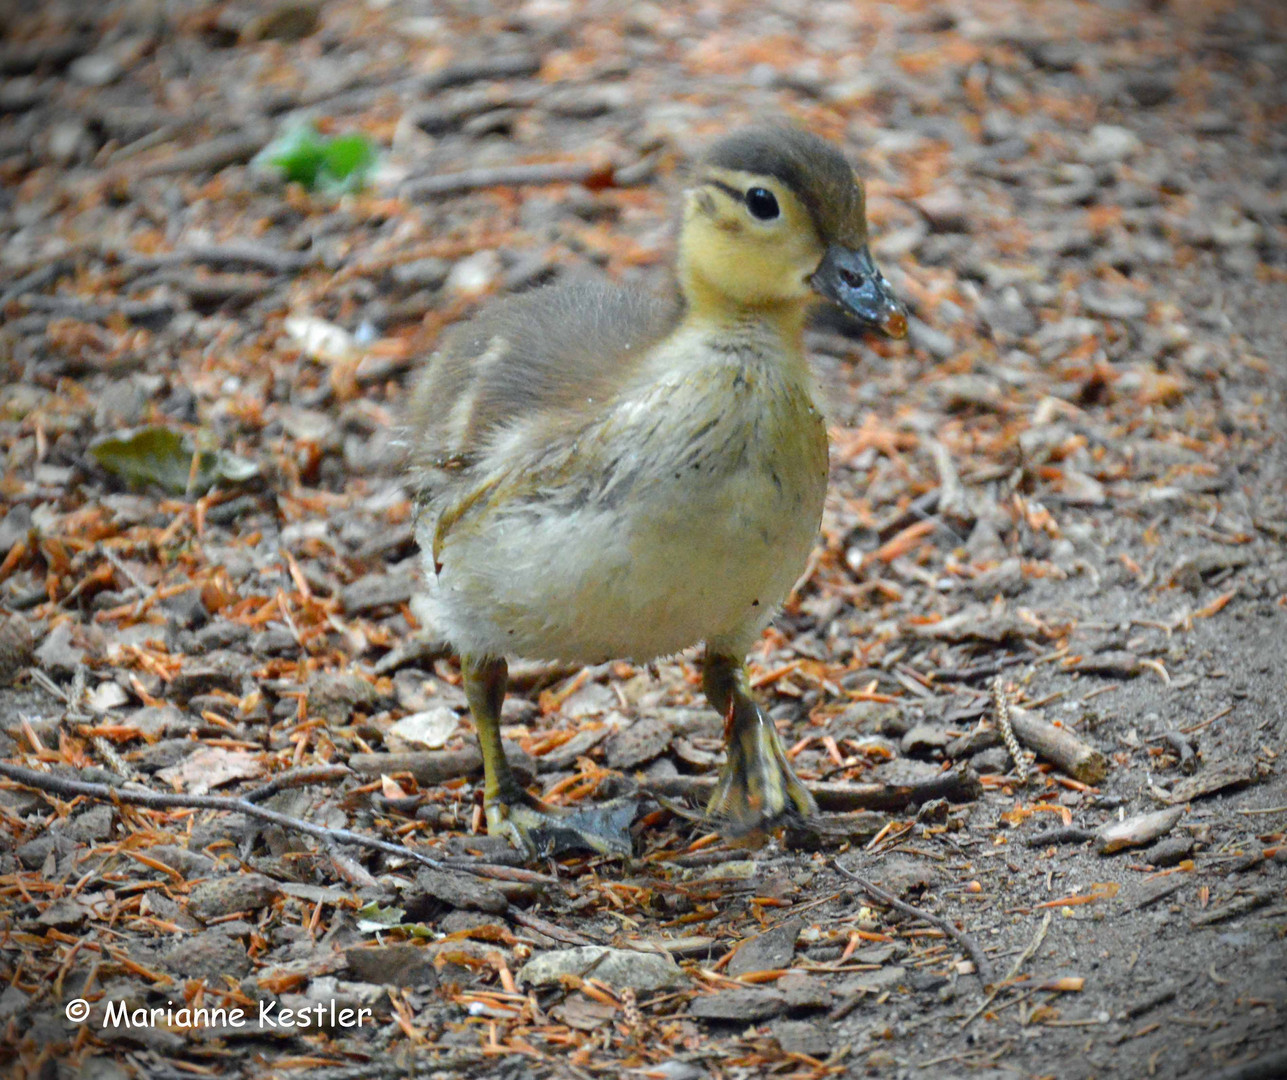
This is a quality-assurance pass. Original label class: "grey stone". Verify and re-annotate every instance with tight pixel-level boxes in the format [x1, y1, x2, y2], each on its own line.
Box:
[727, 918, 801, 977]
[914, 186, 969, 232]
[37, 898, 91, 929]
[56, 804, 115, 843]
[1031, 41, 1080, 71]
[307, 671, 384, 721]
[0, 618, 35, 685]
[689, 987, 786, 1022]
[163, 930, 252, 980]
[0, 504, 32, 555]
[837, 964, 907, 995]
[188, 873, 282, 920]
[969, 557, 1027, 597]
[120, 706, 190, 739]
[145, 845, 217, 877]
[1082, 288, 1147, 320]
[770, 1019, 832, 1056]
[1145, 835, 1194, 867]
[409, 867, 508, 915]
[972, 746, 1012, 774]
[1125, 72, 1176, 107]
[604, 714, 675, 770]
[1080, 124, 1141, 165]
[35, 622, 85, 676]
[47, 119, 95, 165]
[345, 943, 440, 988]
[94, 379, 148, 428]
[631, 1063, 705, 1080]
[901, 723, 950, 758]
[778, 972, 832, 1011]
[908, 318, 955, 360]
[68, 53, 124, 87]
[390, 257, 450, 291]
[17, 833, 72, 869]
[872, 856, 936, 896]
[520, 946, 686, 992]
[980, 291, 1036, 338]
[169, 651, 250, 701]
[341, 572, 415, 615]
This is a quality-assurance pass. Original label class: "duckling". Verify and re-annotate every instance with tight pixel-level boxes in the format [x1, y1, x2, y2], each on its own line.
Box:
[407, 123, 907, 858]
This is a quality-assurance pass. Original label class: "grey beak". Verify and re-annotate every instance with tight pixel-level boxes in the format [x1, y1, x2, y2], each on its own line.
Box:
[810, 244, 908, 338]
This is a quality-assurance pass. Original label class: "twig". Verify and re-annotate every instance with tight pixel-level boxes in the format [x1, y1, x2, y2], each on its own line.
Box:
[128, 125, 271, 178]
[961, 911, 1051, 1028]
[417, 53, 543, 92]
[1024, 826, 1098, 848]
[14, 293, 178, 326]
[933, 655, 1027, 684]
[1010, 706, 1108, 784]
[1190, 887, 1274, 927]
[402, 159, 614, 200]
[119, 241, 314, 276]
[509, 908, 601, 947]
[0, 761, 554, 885]
[1180, 704, 1234, 736]
[0, 258, 75, 306]
[643, 767, 983, 813]
[993, 678, 1029, 784]
[927, 437, 970, 522]
[242, 765, 353, 803]
[833, 859, 993, 987]
[1119, 981, 1177, 1020]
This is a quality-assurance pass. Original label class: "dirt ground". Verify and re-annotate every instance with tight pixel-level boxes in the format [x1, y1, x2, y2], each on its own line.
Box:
[1, 1, 1284, 1078]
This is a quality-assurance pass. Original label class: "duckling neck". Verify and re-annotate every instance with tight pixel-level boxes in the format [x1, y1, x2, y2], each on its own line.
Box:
[676, 262, 810, 350]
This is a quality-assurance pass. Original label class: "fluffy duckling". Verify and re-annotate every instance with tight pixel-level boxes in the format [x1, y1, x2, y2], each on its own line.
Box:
[407, 123, 906, 857]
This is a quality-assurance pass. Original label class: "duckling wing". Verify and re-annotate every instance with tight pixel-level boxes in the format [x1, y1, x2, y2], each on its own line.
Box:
[407, 279, 679, 491]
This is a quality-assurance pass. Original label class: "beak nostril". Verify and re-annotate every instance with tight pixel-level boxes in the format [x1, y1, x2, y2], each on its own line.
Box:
[839, 268, 866, 289]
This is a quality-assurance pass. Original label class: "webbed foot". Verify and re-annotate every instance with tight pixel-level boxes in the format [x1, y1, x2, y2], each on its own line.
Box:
[464, 654, 635, 860]
[486, 780, 637, 859]
[703, 651, 818, 837]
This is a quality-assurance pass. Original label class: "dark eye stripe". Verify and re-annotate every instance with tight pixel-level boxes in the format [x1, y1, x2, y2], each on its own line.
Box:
[705, 178, 746, 202]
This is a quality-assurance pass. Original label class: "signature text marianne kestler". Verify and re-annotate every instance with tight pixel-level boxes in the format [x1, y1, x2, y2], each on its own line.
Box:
[89, 998, 373, 1030]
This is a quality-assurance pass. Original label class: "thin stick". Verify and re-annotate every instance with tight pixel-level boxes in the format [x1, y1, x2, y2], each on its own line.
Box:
[961, 911, 1052, 1028]
[0, 761, 556, 886]
[833, 859, 993, 987]
[509, 908, 601, 947]
[402, 160, 613, 200]
[242, 765, 353, 803]
[644, 767, 982, 812]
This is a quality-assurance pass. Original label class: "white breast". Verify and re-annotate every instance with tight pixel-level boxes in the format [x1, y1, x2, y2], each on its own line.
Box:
[415, 331, 828, 664]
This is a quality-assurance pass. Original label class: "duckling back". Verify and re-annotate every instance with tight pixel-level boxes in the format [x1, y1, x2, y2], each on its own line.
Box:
[407, 279, 680, 504]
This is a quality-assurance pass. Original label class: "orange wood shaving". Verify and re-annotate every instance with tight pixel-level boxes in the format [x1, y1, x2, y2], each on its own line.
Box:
[1037, 882, 1120, 908]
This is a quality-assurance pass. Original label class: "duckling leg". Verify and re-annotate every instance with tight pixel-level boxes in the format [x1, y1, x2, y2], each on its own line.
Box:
[462, 655, 635, 859]
[702, 652, 818, 833]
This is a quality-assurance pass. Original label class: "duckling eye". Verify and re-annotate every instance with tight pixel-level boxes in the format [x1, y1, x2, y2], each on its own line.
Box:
[744, 187, 780, 221]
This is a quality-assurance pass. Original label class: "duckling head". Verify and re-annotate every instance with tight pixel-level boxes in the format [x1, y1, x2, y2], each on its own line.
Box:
[679, 124, 907, 338]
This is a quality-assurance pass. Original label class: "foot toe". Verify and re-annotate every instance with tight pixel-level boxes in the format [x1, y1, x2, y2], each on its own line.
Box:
[486, 793, 637, 859]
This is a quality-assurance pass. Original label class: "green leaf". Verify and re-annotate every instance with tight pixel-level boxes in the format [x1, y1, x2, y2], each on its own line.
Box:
[353, 901, 432, 936]
[91, 427, 259, 497]
[355, 901, 407, 931]
[253, 123, 379, 194]
[323, 134, 377, 184]
[255, 123, 328, 188]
